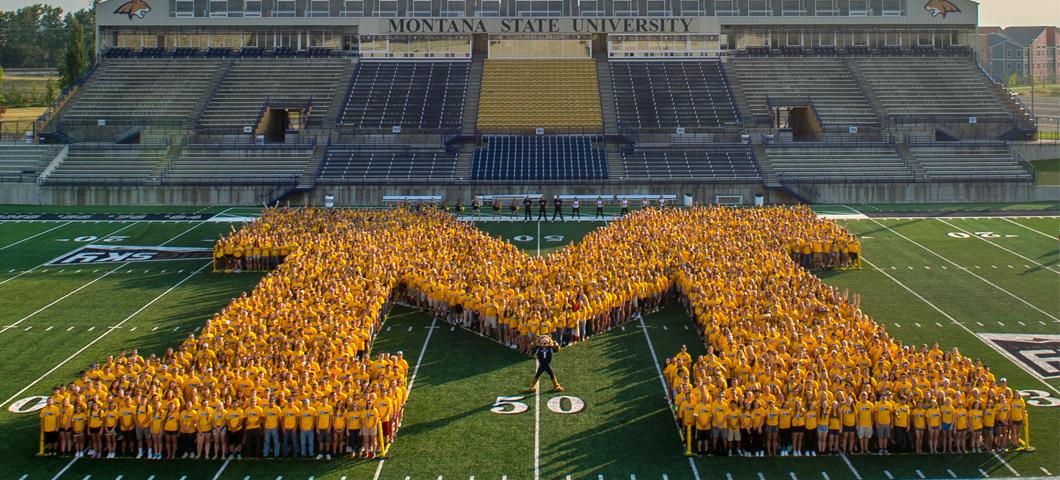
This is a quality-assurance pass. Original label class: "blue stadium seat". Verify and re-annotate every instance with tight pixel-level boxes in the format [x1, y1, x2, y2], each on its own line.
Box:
[620, 145, 759, 181]
[339, 61, 469, 132]
[470, 136, 608, 181]
[609, 60, 740, 131]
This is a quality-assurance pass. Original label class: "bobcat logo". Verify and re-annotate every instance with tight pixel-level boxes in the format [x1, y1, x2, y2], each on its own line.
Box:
[114, 0, 151, 19]
[924, 0, 960, 17]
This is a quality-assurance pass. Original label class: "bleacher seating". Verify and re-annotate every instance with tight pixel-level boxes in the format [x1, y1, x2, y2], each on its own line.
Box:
[164, 145, 311, 183]
[609, 60, 739, 130]
[729, 57, 878, 128]
[852, 57, 1011, 121]
[477, 60, 602, 132]
[339, 62, 469, 131]
[59, 58, 224, 125]
[319, 147, 458, 181]
[470, 136, 607, 180]
[43, 144, 166, 184]
[0, 144, 60, 182]
[910, 143, 1031, 180]
[766, 144, 913, 181]
[198, 57, 349, 132]
[621, 145, 758, 180]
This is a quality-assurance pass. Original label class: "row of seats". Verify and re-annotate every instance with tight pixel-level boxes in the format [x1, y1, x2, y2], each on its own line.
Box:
[43, 145, 166, 184]
[319, 147, 458, 181]
[198, 58, 350, 131]
[471, 136, 607, 180]
[766, 145, 913, 181]
[610, 61, 739, 130]
[165, 145, 312, 183]
[729, 57, 878, 128]
[0, 145, 60, 181]
[477, 60, 602, 132]
[621, 146, 759, 180]
[340, 62, 468, 131]
[60, 58, 224, 125]
[851, 57, 1011, 120]
[910, 144, 1031, 180]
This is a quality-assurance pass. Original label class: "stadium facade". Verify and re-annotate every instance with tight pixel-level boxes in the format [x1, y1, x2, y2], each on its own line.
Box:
[0, 0, 1046, 205]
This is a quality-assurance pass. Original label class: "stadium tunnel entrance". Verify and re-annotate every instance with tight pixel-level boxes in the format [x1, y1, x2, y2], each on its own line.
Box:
[770, 104, 823, 141]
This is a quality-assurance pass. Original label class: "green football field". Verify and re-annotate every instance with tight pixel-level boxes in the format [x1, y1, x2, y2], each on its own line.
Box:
[0, 204, 1057, 480]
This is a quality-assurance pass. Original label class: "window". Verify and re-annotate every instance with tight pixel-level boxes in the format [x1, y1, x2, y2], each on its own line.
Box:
[679, 0, 703, 15]
[244, 0, 262, 16]
[515, 0, 563, 15]
[848, 0, 868, 16]
[375, 0, 398, 16]
[209, 0, 229, 17]
[441, 0, 466, 16]
[409, 0, 433, 15]
[614, 0, 638, 15]
[818, 32, 835, 46]
[881, 0, 901, 15]
[884, 32, 902, 47]
[477, 0, 501, 16]
[342, 0, 363, 15]
[714, 0, 738, 15]
[814, 0, 837, 15]
[175, 0, 194, 16]
[307, 0, 331, 16]
[577, 0, 604, 15]
[850, 31, 869, 46]
[782, 0, 804, 15]
[646, 0, 669, 15]
[748, 0, 771, 15]
[274, 0, 296, 16]
[785, 31, 803, 47]
[917, 32, 934, 46]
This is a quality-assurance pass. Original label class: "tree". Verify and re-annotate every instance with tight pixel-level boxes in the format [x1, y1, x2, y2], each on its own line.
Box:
[43, 78, 56, 105]
[60, 15, 86, 88]
[1008, 73, 1020, 87]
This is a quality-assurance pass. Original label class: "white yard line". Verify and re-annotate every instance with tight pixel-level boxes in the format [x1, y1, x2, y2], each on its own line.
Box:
[992, 452, 1020, 477]
[0, 222, 72, 251]
[637, 315, 701, 480]
[839, 454, 863, 480]
[49, 456, 79, 480]
[936, 219, 1059, 275]
[536, 221, 541, 257]
[863, 257, 1060, 396]
[373, 317, 438, 480]
[159, 221, 206, 247]
[1000, 217, 1057, 239]
[0, 222, 140, 288]
[0, 262, 128, 334]
[0, 261, 212, 409]
[863, 217, 1059, 322]
[211, 457, 232, 480]
[534, 355, 541, 480]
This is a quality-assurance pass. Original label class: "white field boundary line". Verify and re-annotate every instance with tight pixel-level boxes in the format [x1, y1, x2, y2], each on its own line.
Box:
[0, 222, 140, 288]
[636, 315, 702, 480]
[1000, 217, 1058, 240]
[0, 261, 213, 409]
[863, 256, 1060, 396]
[0, 262, 129, 334]
[536, 221, 541, 258]
[861, 217, 1059, 322]
[936, 218, 1060, 275]
[534, 353, 541, 480]
[0, 222, 72, 251]
[372, 316, 438, 480]
[844, 215, 1060, 220]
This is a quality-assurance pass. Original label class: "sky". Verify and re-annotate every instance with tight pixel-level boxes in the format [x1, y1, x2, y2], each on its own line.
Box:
[0, 0, 1056, 26]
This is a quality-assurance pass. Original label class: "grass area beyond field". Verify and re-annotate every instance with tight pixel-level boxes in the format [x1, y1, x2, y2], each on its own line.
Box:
[0, 207, 1056, 480]
[1031, 159, 1060, 185]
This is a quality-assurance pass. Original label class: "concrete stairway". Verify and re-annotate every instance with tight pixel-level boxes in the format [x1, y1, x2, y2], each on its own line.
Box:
[461, 56, 483, 136]
[596, 57, 618, 135]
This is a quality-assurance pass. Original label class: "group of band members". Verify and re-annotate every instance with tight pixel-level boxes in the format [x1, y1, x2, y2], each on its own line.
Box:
[397, 195, 673, 221]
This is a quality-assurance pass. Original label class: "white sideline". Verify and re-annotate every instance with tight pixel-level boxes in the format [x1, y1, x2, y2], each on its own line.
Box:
[936, 218, 1060, 275]
[1000, 217, 1058, 240]
[0, 222, 72, 251]
[636, 315, 702, 480]
[0, 222, 139, 288]
[0, 261, 212, 409]
[534, 352, 541, 480]
[0, 262, 128, 334]
[863, 257, 1060, 396]
[862, 217, 1059, 322]
[372, 317, 439, 480]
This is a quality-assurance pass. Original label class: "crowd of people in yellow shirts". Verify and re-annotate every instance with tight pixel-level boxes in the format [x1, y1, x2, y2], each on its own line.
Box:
[45, 204, 1008, 461]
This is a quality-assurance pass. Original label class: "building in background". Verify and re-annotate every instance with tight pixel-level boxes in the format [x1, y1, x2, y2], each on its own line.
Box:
[979, 26, 1059, 84]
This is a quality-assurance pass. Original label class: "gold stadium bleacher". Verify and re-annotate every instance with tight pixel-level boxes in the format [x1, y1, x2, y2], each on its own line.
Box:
[477, 59, 602, 132]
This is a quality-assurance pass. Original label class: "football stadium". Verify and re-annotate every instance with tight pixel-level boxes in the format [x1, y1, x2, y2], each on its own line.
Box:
[0, 0, 1058, 478]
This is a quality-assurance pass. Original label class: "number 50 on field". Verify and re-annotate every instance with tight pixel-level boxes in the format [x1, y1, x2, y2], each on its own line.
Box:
[491, 395, 585, 415]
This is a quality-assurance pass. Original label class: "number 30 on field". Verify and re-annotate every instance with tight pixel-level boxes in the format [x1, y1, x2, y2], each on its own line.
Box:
[491, 395, 585, 415]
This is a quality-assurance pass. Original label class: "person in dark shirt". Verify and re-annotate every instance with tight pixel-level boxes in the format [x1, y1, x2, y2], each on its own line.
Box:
[528, 336, 564, 393]
[551, 196, 564, 222]
[537, 197, 547, 222]
[522, 196, 532, 222]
